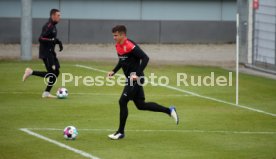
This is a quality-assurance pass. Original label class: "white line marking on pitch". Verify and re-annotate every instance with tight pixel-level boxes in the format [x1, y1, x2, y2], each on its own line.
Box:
[75, 64, 276, 117]
[19, 128, 100, 159]
[25, 128, 276, 135]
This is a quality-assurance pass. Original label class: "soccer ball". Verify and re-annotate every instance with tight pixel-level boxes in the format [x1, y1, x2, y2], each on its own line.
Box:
[56, 88, 68, 99]
[63, 126, 78, 140]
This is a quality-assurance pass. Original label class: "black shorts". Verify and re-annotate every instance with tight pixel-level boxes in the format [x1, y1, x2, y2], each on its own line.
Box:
[42, 55, 60, 72]
[121, 82, 145, 101]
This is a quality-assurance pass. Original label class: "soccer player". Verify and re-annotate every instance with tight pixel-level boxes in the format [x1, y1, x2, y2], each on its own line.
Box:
[107, 25, 179, 140]
[22, 9, 63, 98]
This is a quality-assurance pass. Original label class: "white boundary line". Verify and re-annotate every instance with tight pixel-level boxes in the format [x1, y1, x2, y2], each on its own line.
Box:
[24, 128, 276, 135]
[19, 128, 100, 159]
[75, 64, 276, 117]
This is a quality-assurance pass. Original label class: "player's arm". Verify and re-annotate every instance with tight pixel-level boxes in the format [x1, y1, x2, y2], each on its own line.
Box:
[38, 24, 60, 43]
[39, 24, 63, 51]
[108, 60, 122, 77]
[132, 46, 149, 76]
[39, 25, 54, 43]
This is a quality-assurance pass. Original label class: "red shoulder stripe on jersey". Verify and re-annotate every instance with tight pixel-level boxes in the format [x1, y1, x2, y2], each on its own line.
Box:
[40, 37, 52, 41]
[116, 39, 135, 55]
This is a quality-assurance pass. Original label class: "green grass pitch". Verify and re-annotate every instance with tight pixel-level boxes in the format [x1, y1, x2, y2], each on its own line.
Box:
[0, 60, 275, 159]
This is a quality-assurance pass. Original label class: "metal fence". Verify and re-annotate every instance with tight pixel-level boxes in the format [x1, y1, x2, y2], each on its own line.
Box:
[252, 0, 276, 71]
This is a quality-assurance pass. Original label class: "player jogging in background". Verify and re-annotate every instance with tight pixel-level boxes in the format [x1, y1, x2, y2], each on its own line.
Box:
[22, 9, 63, 98]
[107, 25, 179, 140]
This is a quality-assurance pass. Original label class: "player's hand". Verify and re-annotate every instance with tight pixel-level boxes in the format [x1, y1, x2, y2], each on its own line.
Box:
[58, 42, 63, 52]
[53, 38, 60, 44]
[53, 38, 63, 51]
[107, 71, 114, 77]
[130, 74, 138, 81]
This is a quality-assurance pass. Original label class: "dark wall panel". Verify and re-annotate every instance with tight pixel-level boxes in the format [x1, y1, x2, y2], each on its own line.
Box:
[0, 18, 235, 44]
[0, 18, 20, 43]
[0, 18, 69, 44]
[69, 20, 115, 43]
[69, 20, 160, 43]
[32, 19, 69, 44]
[160, 21, 235, 43]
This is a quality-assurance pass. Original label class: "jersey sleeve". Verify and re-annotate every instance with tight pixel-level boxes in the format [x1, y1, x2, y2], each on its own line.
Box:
[132, 46, 149, 76]
[112, 59, 122, 74]
[39, 23, 54, 43]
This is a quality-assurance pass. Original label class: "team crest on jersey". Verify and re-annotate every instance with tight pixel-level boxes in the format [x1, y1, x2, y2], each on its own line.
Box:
[124, 46, 129, 52]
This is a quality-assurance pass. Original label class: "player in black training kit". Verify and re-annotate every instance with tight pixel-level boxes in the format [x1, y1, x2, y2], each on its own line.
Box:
[22, 9, 63, 98]
[107, 25, 179, 140]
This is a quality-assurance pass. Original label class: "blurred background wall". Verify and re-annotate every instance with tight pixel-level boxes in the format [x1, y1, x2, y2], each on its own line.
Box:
[0, 0, 236, 44]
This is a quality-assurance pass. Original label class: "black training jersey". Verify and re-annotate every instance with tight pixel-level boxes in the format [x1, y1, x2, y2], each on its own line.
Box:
[38, 19, 58, 59]
[112, 38, 149, 80]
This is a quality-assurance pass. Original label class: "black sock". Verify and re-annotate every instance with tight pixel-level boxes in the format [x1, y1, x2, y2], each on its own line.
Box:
[134, 100, 171, 115]
[32, 71, 48, 78]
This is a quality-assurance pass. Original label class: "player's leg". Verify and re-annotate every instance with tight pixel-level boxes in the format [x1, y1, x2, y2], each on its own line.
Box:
[32, 58, 51, 77]
[22, 59, 48, 82]
[133, 86, 179, 124]
[42, 68, 59, 98]
[23, 58, 49, 81]
[42, 57, 60, 98]
[22, 56, 60, 98]
[44, 57, 60, 91]
[133, 85, 170, 113]
[108, 86, 130, 140]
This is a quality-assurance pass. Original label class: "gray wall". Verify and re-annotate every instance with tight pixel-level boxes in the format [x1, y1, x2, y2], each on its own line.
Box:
[0, 18, 235, 44]
[0, 0, 236, 44]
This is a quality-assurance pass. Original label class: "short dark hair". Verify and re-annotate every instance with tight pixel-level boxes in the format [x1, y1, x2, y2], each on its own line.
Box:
[50, 9, 60, 16]
[112, 25, 127, 34]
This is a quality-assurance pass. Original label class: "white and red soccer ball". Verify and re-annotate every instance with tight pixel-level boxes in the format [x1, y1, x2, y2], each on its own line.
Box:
[63, 126, 78, 140]
[56, 88, 68, 99]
